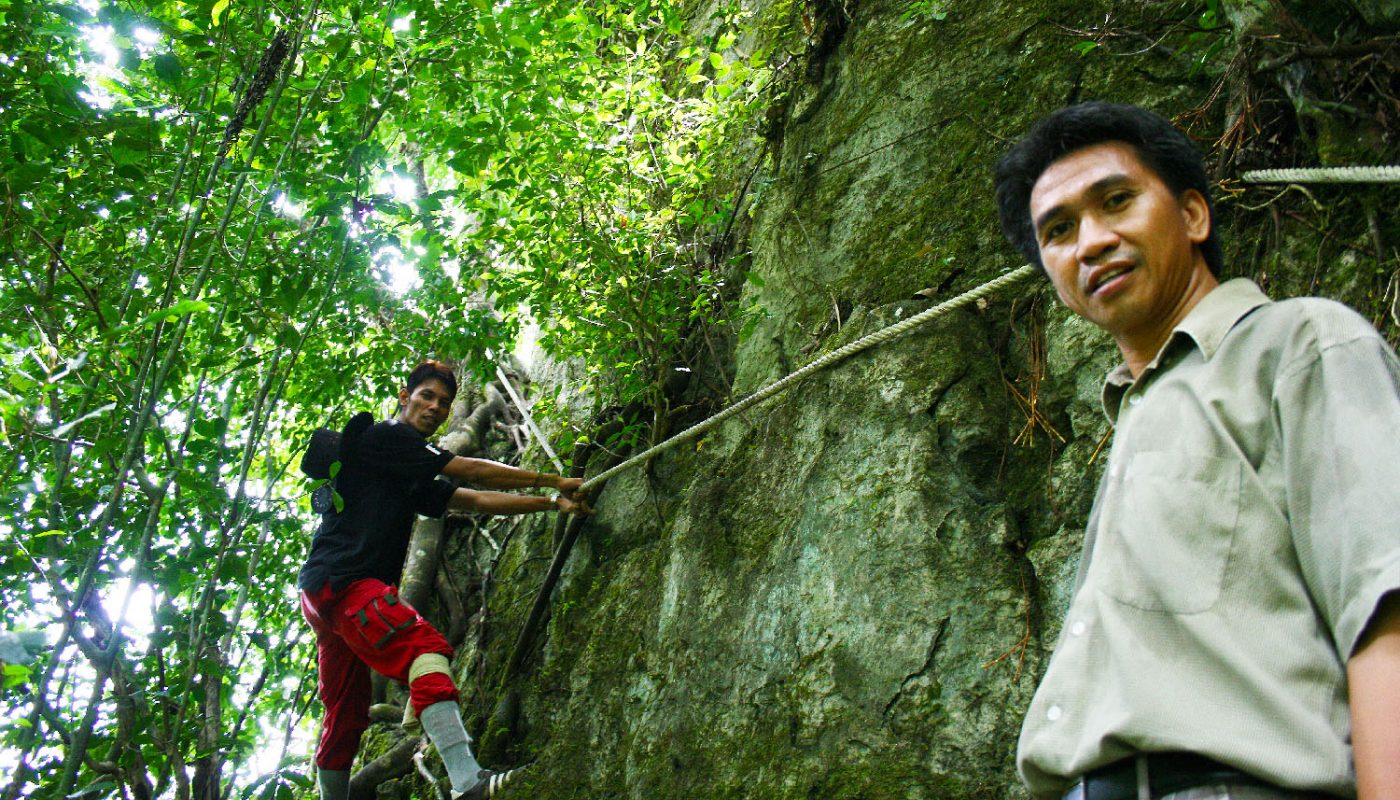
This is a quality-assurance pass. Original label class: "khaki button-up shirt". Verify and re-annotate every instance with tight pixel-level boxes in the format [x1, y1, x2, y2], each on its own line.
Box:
[1018, 279, 1400, 799]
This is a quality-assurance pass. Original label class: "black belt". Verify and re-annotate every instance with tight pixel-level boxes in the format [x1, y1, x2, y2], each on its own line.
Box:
[1062, 752, 1266, 800]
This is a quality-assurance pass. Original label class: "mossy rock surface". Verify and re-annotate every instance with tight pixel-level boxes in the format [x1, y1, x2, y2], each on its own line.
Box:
[412, 1, 1400, 798]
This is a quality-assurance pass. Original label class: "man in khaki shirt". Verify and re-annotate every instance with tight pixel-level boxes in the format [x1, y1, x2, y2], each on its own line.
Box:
[994, 102, 1400, 800]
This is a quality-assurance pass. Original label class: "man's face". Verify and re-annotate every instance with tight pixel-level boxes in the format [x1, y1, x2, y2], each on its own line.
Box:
[1029, 141, 1213, 348]
[397, 377, 454, 436]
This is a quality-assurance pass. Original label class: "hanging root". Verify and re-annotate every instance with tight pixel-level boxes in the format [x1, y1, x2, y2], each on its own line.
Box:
[217, 29, 292, 159]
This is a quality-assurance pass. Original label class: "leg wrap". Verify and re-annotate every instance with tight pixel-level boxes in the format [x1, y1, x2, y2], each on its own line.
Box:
[409, 652, 452, 684]
[403, 653, 455, 733]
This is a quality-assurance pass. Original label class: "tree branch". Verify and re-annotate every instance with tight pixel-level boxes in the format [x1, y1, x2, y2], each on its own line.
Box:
[348, 737, 421, 799]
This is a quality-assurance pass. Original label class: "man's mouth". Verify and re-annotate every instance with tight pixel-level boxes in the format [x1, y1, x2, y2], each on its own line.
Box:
[1089, 263, 1135, 295]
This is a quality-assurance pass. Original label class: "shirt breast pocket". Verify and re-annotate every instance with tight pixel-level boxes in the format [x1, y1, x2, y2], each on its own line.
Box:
[1097, 452, 1241, 614]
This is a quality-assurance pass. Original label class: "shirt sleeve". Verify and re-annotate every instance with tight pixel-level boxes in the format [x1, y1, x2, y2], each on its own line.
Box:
[1277, 311, 1400, 659]
[356, 421, 455, 482]
[409, 477, 457, 519]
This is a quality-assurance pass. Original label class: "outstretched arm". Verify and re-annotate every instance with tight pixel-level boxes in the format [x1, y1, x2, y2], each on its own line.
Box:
[448, 487, 588, 515]
[1349, 591, 1400, 800]
[441, 455, 583, 496]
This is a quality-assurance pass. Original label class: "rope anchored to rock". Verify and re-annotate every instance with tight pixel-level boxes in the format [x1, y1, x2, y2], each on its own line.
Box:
[493, 263, 1039, 702]
[528, 163, 1400, 496]
[577, 264, 1041, 494]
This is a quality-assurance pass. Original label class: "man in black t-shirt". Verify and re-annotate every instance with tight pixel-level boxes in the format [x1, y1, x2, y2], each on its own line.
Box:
[298, 361, 587, 800]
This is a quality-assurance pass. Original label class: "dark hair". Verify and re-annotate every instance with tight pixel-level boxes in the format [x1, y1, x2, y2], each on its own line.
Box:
[995, 101, 1222, 275]
[405, 360, 458, 398]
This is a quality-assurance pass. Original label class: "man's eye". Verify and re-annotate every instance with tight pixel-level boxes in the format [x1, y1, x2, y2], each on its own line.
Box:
[1105, 192, 1131, 209]
[1042, 221, 1072, 242]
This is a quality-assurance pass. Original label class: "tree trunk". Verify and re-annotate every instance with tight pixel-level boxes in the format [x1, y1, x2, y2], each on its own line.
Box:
[348, 737, 421, 800]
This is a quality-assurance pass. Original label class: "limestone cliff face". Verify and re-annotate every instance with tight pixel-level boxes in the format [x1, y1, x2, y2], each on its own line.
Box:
[424, 2, 1400, 798]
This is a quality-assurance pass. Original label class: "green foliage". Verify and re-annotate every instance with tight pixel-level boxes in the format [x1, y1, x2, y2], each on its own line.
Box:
[0, 0, 773, 794]
[2, 664, 30, 689]
[1184, 0, 1229, 77]
[901, 1, 950, 23]
[431, 0, 771, 414]
[1070, 0, 1229, 75]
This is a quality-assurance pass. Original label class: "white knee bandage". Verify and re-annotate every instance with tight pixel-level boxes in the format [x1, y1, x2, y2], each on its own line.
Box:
[402, 653, 453, 734]
[409, 652, 452, 683]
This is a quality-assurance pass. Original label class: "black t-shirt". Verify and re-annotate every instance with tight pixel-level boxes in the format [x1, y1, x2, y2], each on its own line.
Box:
[297, 419, 456, 592]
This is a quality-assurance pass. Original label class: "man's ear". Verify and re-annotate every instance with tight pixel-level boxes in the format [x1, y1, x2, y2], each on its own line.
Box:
[396, 386, 410, 410]
[1179, 188, 1211, 245]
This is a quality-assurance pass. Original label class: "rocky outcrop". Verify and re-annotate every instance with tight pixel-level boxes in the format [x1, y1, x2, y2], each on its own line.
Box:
[383, 2, 1400, 798]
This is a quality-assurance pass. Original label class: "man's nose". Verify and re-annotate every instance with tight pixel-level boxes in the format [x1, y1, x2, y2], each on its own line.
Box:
[1076, 213, 1119, 263]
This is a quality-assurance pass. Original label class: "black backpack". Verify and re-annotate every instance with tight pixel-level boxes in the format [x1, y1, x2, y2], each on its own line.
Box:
[300, 412, 374, 514]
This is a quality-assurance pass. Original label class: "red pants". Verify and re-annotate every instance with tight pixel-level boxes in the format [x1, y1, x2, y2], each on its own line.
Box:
[301, 578, 458, 770]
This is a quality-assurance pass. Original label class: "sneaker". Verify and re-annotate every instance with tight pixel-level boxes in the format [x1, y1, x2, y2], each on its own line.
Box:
[451, 768, 520, 800]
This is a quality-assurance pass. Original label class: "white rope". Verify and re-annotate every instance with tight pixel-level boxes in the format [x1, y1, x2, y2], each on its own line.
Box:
[1242, 166, 1400, 184]
[579, 264, 1040, 493]
[496, 365, 567, 474]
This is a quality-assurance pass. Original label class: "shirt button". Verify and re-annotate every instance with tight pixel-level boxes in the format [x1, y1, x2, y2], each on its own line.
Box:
[1047, 705, 1063, 721]
[1128, 394, 1142, 407]
[1071, 621, 1086, 636]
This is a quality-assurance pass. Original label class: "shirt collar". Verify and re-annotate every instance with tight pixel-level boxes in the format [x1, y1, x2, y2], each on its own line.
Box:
[1101, 278, 1272, 421]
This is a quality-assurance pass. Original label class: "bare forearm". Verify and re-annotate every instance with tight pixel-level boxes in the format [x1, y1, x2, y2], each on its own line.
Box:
[1349, 592, 1400, 800]
[449, 488, 557, 515]
[443, 456, 567, 490]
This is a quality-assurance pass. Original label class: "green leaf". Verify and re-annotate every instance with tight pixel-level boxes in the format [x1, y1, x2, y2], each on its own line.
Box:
[192, 415, 229, 439]
[6, 162, 48, 190]
[145, 299, 212, 327]
[211, 0, 230, 27]
[112, 145, 144, 166]
[66, 778, 117, 799]
[37, 73, 88, 116]
[19, 118, 66, 148]
[153, 53, 184, 83]
[101, 300, 211, 338]
[7, 372, 36, 392]
[3, 664, 31, 688]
